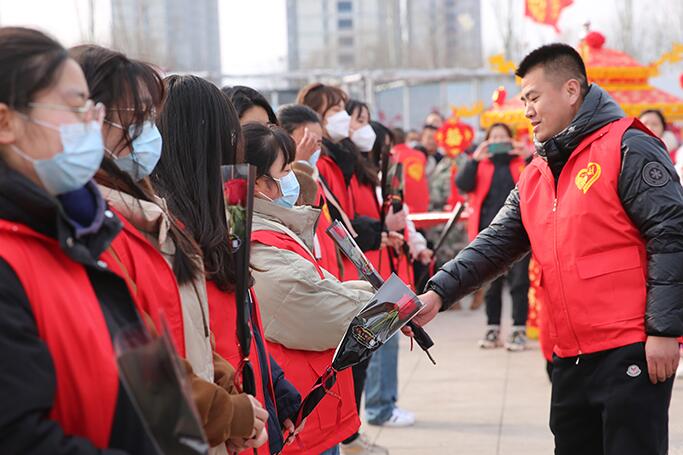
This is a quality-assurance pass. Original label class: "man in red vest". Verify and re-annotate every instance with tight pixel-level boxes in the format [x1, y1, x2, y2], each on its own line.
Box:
[411, 43, 683, 455]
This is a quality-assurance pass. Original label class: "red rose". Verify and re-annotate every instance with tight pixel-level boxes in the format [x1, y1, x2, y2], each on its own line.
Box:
[397, 294, 418, 320]
[224, 179, 248, 206]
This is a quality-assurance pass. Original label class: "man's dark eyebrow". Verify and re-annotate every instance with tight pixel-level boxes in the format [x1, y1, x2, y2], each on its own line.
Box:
[520, 89, 538, 100]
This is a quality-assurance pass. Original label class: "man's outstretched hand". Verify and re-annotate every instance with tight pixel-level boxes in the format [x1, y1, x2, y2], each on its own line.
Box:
[403, 290, 443, 336]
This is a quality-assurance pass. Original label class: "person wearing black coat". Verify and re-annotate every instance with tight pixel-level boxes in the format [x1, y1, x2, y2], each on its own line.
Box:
[455, 123, 530, 351]
[412, 44, 683, 455]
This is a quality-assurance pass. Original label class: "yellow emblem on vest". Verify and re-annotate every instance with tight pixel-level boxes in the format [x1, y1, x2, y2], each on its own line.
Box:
[404, 156, 424, 181]
[575, 162, 601, 194]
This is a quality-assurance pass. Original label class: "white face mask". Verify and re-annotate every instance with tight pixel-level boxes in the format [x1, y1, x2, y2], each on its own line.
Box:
[325, 111, 351, 142]
[351, 124, 377, 152]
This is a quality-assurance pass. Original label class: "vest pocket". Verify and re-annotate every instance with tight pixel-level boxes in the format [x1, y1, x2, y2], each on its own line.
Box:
[576, 246, 642, 279]
[575, 246, 646, 335]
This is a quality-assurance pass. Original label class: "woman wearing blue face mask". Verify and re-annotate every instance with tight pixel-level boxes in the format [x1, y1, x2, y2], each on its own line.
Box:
[0, 27, 159, 453]
[153, 75, 301, 455]
[277, 104, 343, 279]
[243, 122, 375, 455]
[71, 45, 268, 453]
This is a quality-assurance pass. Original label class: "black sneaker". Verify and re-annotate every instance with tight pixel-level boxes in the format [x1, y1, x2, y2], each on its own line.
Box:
[478, 327, 502, 349]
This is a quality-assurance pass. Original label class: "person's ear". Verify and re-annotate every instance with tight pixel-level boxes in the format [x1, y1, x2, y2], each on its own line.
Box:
[254, 175, 269, 193]
[565, 79, 582, 106]
[0, 104, 19, 145]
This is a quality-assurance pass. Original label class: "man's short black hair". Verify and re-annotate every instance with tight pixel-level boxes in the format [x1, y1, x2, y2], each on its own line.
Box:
[516, 43, 589, 96]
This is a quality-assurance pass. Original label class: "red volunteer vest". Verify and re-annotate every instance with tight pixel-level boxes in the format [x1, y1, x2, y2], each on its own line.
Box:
[466, 157, 525, 241]
[518, 118, 653, 357]
[206, 282, 275, 455]
[348, 176, 413, 287]
[317, 155, 354, 217]
[108, 209, 186, 357]
[314, 181, 342, 280]
[392, 144, 430, 213]
[0, 220, 121, 448]
[251, 230, 360, 454]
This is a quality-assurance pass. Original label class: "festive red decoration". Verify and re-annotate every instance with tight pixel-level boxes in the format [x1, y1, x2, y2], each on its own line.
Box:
[680, 72, 683, 89]
[584, 31, 606, 49]
[524, 0, 573, 33]
[436, 118, 475, 158]
[492, 86, 507, 108]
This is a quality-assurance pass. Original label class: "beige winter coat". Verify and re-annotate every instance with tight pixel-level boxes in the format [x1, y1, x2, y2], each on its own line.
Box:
[251, 198, 375, 351]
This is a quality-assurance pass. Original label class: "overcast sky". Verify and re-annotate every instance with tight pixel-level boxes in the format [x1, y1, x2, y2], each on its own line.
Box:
[0, 0, 680, 79]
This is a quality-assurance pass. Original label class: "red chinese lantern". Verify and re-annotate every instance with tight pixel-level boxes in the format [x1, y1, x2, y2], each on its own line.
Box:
[436, 118, 475, 158]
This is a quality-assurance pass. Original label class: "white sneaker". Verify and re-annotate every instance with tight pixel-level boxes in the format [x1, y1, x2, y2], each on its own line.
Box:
[382, 407, 416, 428]
[341, 433, 389, 455]
[394, 407, 415, 422]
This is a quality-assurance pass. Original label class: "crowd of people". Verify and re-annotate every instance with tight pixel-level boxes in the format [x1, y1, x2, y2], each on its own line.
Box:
[0, 26, 439, 455]
[1, 25, 683, 455]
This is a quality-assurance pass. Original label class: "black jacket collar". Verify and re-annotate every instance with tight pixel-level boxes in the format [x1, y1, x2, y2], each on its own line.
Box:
[0, 163, 122, 265]
[536, 84, 625, 179]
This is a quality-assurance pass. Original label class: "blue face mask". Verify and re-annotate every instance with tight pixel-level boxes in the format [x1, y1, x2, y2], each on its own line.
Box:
[107, 121, 162, 181]
[308, 148, 321, 168]
[271, 171, 300, 209]
[11, 119, 104, 195]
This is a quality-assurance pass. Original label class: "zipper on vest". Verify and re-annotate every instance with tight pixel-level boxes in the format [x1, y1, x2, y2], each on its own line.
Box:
[550, 192, 583, 357]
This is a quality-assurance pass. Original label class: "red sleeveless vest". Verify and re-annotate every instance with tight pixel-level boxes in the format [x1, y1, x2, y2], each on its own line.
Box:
[466, 157, 525, 241]
[205, 283, 275, 455]
[313, 180, 342, 280]
[518, 118, 654, 357]
[107, 208, 186, 357]
[392, 144, 430, 213]
[251, 229, 360, 454]
[317, 155, 354, 216]
[0, 220, 121, 448]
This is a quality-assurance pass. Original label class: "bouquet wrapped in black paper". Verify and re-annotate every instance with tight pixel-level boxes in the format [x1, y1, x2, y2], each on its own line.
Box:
[292, 273, 423, 429]
[115, 320, 208, 455]
[221, 164, 257, 397]
[327, 220, 437, 363]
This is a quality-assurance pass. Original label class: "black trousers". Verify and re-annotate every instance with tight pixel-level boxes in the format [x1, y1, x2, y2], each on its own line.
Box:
[551, 342, 674, 455]
[485, 254, 530, 326]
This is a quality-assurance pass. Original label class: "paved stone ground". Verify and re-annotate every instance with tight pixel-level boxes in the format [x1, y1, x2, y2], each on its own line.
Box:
[360, 294, 683, 455]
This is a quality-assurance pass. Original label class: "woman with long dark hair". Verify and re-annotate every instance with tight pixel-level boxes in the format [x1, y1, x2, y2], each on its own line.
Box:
[72, 44, 267, 452]
[243, 122, 377, 454]
[152, 75, 301, 455]
[298, 84, 409, 454]
[0, 27, 154, 453]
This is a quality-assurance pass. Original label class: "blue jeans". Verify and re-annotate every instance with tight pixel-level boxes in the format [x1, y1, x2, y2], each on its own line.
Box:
[364, 334, 399, 424]
[320, 444, 340, 455]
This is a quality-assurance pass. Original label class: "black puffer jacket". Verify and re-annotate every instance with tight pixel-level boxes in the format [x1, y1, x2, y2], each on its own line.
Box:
[427, 84, 683, 338]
